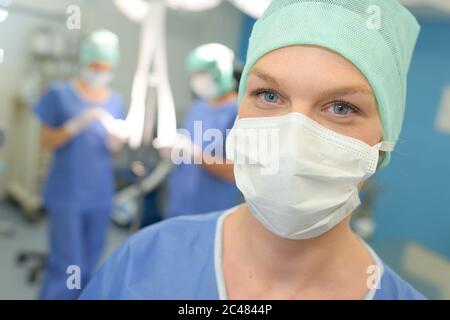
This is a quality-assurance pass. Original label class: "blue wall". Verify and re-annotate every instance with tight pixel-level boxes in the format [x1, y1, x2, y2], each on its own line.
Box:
[239, 17, 450, 258]
[373, 20, 450, 258]
[238, 15, 256, 62]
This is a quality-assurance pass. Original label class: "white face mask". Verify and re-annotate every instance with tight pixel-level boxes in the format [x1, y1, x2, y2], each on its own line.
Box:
[226, 112, 394, 240]
[81, 68, 113, 89]
[190, 73, 220, 100]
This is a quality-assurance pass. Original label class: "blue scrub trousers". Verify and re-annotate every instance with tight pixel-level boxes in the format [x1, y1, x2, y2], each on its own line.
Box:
[39, 205, 111, 300]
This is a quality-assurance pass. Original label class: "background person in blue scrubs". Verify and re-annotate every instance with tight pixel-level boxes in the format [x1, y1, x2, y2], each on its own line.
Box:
[33, 29, 126, 300]
[161, 43, 242, 218]
[80, 0, 426, 300]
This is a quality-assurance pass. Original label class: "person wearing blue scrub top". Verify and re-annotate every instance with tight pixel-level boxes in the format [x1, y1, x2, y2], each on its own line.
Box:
[34, 29, 126, 300]
[163, 44, 241, 218]
[79, 209, 425, 300]
[80, 1, 426, 300]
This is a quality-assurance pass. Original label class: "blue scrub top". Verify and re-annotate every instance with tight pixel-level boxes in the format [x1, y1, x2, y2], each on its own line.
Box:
[165, 99, 241, 218]
[33, 81, 126, 208]
[80, 210, 426, 300]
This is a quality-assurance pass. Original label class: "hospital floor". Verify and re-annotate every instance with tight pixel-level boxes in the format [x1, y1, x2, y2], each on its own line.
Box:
[0, 201, 129, 300]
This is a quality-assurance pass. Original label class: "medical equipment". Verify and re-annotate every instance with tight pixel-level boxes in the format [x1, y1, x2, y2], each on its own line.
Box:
[112, 160, 172, 231]
[228, 0, 271, 18]
[113, 0, 177, 150]
[115, 0, 270, 20]
[113, 0, 274, 151]
[6, 11, 82, 216]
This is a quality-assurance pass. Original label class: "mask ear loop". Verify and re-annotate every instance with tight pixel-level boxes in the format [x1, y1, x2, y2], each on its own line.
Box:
[376, 141, 395, 152]
[374, 141, 395, 168]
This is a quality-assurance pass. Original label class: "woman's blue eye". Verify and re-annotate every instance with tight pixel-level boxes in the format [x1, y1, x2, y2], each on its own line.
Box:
[261, 91, 279, 103]
[332, 102, 352, 116]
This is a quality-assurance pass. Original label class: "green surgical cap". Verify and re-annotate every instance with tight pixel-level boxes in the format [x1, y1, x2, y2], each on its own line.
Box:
[186, 43, 235, 97]
[80, 29, 120, 67]
[238, 0, 421, 166]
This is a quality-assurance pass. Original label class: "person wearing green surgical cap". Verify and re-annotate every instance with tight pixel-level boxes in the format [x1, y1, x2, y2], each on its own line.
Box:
[159, 43, 242, 219]
[79, 29, 120, 89]
[33, 29, 126, 300]
[81, 1, 426, 300]
[186, 43, 236, 100]
[80, 29, 120, 68]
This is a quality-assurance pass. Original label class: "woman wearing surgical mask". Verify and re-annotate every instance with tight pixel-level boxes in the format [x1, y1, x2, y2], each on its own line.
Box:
[157, 43, 242, 218]
[81, 0, 425, 300]
[33, 29, 126, 300]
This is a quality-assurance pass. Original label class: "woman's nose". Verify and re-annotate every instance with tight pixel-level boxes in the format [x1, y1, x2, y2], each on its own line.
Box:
[290, 101, 322, 125]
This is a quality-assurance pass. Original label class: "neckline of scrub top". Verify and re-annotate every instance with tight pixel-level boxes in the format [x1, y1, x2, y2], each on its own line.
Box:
[68, 80, 114, 106]
[214, 208, 385, 300]
[361, 239, 385, 300]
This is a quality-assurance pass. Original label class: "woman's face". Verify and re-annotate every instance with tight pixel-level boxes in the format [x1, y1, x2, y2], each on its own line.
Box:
[239, 45, 383, 146]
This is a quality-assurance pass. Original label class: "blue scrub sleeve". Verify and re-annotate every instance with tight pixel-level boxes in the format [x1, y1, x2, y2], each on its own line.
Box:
[33, 86, 62, 128]
[222, 105, 238, 155]
[112, 94, 127, 120]
[224, 106, 238, 137]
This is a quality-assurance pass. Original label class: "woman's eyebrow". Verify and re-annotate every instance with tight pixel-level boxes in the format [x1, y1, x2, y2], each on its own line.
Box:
[317, 86, 373, 98]
[249, 68, 373, 98]
[249, 69, 281, 87]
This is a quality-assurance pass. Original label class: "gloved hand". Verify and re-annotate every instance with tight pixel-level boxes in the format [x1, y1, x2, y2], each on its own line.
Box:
[97, 111, 129, 142]
[88, 109, 129, 153]
[153, 133, 203, 164]
[63, 107, 105, 137]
